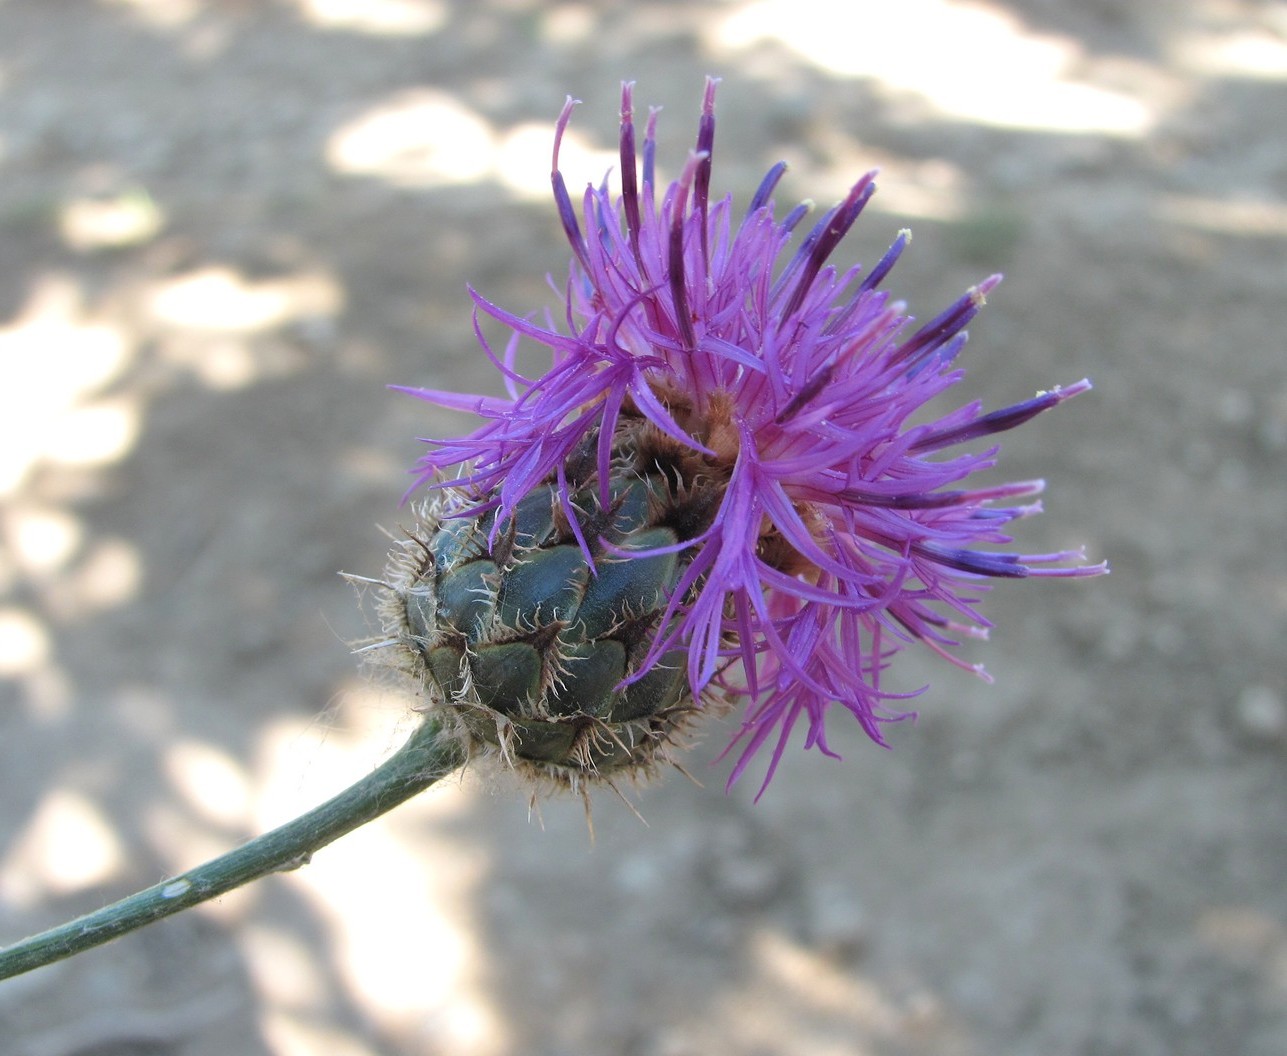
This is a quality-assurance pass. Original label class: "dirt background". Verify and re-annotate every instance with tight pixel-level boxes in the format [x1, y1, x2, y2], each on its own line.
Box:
[2, 1, 1285, 1054]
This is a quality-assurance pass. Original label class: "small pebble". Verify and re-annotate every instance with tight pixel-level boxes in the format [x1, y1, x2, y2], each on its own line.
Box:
[699, 819, 784, 911]
[806, 882, 868, 962]
[1236, 685, 1285, 743]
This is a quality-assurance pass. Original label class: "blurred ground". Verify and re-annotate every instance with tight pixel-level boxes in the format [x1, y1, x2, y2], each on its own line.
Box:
[1, 1, 1285, 1054]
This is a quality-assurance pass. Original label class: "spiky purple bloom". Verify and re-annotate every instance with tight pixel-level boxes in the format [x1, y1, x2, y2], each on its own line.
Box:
[399, 79, 1106, 794]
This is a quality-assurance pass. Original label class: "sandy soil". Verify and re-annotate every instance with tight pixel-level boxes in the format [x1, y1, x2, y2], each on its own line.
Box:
[2, 1, 1285, 1054]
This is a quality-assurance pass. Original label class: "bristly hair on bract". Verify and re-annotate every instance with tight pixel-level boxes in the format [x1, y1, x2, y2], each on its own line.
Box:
[388, 77, 1107, 798]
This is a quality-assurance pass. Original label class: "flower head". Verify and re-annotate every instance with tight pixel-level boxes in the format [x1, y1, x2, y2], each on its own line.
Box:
[398, 78, 1106, 795]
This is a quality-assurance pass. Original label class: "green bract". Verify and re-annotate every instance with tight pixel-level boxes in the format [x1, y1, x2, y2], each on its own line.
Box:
[376, 417, 721, 789]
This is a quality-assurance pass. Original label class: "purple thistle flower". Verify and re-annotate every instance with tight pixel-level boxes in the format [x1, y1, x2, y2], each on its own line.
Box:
[397, 78, 1107, 795]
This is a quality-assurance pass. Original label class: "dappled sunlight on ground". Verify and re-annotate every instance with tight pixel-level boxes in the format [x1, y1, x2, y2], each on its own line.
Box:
[0, 789, 127, 906]
[712, 0, 1163, 135]
[1, 0, 1285, 1052]
[0, 277, 136, 495]
[1172, 19, 1287, 79]
[164, 737, 255, 828]
[326, 88, 615, 199]
[247, 694, 505, 1054]
[59, 187, 165, 251]
[294, 0, 450, 38]
[147, 267, 343, 336]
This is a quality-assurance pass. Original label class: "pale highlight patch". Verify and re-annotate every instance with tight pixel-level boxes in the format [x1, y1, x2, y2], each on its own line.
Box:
[0, 790, 126, 904]
[147, 267, 343, 333]
[164, 739, 254, 829]
[711, 0, 1157, 135]
[325, 89, 616, 199]
[0, 275, 135, 495]
[59, 189, 164, 251]
[294, 0, 448, 37]
[0, 607, 50, 677]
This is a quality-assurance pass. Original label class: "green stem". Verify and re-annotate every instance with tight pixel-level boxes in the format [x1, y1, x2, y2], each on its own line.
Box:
[0, 714, 467, 982]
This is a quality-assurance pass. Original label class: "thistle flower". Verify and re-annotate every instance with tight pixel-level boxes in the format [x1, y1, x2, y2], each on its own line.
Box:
[385, 78, 1106, 796]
